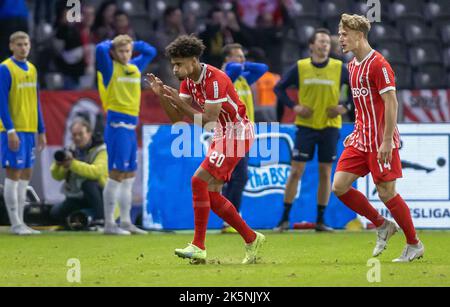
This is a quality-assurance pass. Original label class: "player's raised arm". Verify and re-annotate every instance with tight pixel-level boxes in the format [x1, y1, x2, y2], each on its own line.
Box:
[95, 40, 113, 84]
[130, 41, 157, 72]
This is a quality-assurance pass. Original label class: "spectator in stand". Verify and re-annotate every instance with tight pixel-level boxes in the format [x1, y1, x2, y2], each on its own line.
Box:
[0, 0, 29, 61]
[79, 4, 97, 89]
[112, 10, 137, 40]
[199, 7, 246, 68]
[92, 0, 117, 43]
[33, 0, 54, 27]
[253, 12, 283, 74]
[236, 0, 283, 28]
[53, 6, 90, 90]
[152, 6, 186, 87]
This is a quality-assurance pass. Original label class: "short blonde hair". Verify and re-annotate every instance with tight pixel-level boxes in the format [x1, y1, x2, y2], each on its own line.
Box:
[112, 34, 133, 49]
[9, 31, 30, 44]
[339, 14, 371, 38]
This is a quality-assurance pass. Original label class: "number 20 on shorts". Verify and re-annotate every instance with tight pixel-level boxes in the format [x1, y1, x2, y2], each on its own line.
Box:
[209, 151, 225, 167]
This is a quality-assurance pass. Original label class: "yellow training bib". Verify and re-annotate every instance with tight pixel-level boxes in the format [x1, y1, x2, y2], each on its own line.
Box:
[296, 57, 343, 129]
[234, 76, 254, 122]
[0, 58, 38, 132]
[98, 61, 141, 116]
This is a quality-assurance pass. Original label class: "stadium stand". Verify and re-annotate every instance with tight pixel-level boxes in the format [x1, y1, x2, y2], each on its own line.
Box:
[11, 0, 448, 90]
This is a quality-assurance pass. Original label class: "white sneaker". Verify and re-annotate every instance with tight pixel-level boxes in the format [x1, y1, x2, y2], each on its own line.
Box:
[25, 225, 41, 235]
[11, 224, 33, 235]
[393, 241, 425, 263]
[120, 222, 148, 235]
[104, 224, 131, 235]
[373, 220, 398, 257]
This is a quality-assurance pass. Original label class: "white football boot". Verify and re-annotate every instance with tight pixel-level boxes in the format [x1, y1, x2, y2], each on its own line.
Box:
[373, 220, 399, 257]
[393, 241, 425, 263]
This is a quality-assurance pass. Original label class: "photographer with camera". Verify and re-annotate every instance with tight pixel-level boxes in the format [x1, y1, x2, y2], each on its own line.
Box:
[50, 119, 107, 230]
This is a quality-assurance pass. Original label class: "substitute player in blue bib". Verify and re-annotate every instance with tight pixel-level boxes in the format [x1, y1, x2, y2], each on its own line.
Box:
[220, 43, 268, 233]
[96, 34, 156, 235]
[0, 31, 46, 235]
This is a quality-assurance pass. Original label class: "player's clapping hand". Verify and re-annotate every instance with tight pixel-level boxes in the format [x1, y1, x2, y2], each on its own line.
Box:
[377, 140, 393, 164]
[144, 73, 164, 96]
[163, 85, 184, 107]
[294, 105, 313, 118]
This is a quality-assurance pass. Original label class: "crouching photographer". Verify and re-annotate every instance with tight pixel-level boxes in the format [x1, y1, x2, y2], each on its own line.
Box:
[50, 119, 108, 230]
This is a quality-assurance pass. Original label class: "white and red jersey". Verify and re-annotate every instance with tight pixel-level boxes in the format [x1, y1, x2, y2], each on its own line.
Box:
[179, 63, 253, 140]
[347, 50, 401, 152]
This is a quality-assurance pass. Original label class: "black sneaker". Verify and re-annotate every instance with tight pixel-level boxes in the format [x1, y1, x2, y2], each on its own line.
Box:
[315, 223, 334, 232]
[273, 220, 289, 232]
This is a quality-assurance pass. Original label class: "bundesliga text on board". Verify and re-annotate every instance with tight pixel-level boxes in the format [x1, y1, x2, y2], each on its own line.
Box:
[357, 124, 450, 228]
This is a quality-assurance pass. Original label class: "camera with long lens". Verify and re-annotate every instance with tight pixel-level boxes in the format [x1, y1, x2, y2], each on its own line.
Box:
[54, 149, 72, 162]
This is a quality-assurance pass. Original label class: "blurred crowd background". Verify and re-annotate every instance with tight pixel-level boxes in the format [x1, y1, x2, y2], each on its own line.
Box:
[0, 0, 449, 92]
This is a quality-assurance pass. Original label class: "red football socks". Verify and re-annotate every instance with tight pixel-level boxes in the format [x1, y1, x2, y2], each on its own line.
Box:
[191, 177, 210, 250]
[338, 188, 385, 227]
[385, 194, 419, 245]
[209, 191, 256, 244]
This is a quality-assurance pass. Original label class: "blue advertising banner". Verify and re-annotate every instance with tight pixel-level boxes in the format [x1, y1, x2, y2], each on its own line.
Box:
[142, 123, 356, 230]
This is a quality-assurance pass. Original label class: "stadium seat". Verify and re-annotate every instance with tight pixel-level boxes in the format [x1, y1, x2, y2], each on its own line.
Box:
[130, 16, 154, 41]
[377, 42, 408, 65]
[117, 0, 149, 16]
[403, 21, 440, 44]
[369, 24, 402, 45]
[325, 17, 343, 34]
[443, 47, 450, 69]
[297, 0, 320, 18]
[390, 0, 427, 29]
[409, 42, 443, 67]
[425, 0, 450, 23]
[413, 65, 447, 89]
[295, 24, 317, 46]
[441, 24, 450, 46]
[391, 64, 413, 89]
[321, 0, 352, 19]
[389, 0, 425, 20]
[351, 0, 389, 18]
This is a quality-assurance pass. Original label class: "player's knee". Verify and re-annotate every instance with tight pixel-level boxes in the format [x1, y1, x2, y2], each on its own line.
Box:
[377, 187, 396, 203]
[332, 181, 349, 196]
[191, 176, 208, 193]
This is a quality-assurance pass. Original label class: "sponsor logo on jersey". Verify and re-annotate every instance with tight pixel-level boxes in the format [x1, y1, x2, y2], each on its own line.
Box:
[352, 87, 369, 98]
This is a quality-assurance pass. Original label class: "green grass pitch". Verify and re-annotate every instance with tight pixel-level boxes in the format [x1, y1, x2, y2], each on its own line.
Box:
[0, 230, 449, 286]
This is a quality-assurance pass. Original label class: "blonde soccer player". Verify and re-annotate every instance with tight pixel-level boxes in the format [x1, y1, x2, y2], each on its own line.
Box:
[0, 31, 46, 235]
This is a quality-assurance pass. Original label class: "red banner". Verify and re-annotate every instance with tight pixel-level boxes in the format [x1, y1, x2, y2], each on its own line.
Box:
[40, 90, 171, 146]
[400, 89, 450, 123]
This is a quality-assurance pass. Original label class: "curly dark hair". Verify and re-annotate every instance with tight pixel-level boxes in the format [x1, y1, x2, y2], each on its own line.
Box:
[165, 34, 206, 59]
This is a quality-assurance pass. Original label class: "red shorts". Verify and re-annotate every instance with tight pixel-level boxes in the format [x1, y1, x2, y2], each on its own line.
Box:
[201, 136, 253, 182]
[336, 146, 403, 184]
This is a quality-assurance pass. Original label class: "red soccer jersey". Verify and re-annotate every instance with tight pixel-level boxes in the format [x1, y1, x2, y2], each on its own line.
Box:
[347, 50, 401, 152]
[179, 63, 252, 139]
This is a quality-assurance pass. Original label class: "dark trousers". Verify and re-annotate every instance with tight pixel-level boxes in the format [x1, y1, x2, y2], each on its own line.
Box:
[50, 180, 104, 227]
[222, 156, 249, 212]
